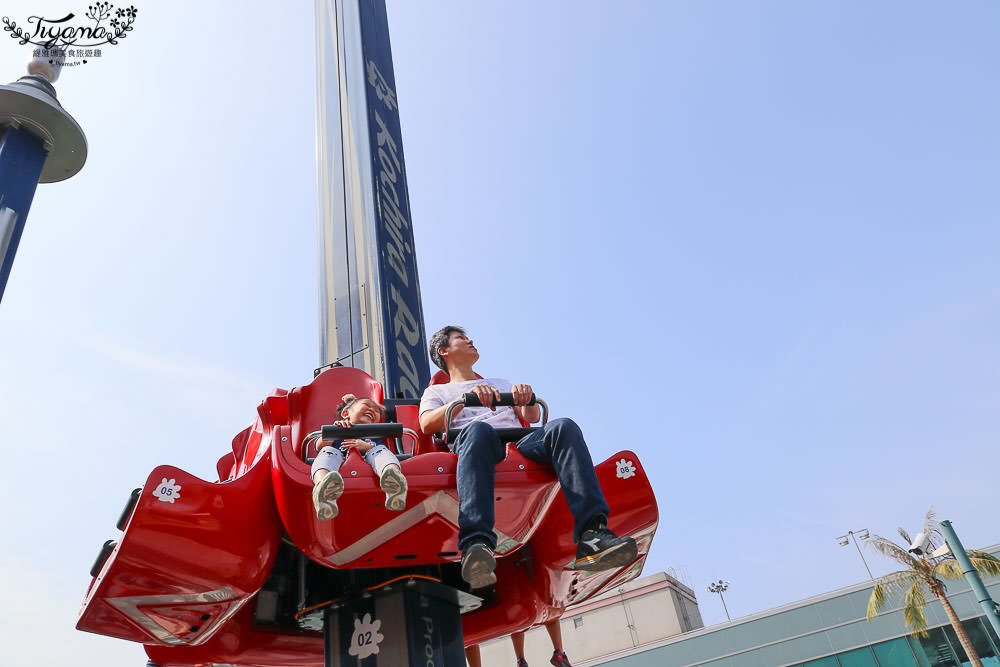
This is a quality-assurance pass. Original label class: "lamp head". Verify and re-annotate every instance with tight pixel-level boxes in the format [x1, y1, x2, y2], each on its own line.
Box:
[706, 580, 730, 594]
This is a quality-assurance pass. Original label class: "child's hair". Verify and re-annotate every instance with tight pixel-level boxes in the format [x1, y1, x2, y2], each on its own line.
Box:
[335, 394, 386, 421]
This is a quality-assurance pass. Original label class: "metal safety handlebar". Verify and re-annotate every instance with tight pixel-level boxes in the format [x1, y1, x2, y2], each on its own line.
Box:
[440, 393, 548, 443]
[301, 423, 419, 459]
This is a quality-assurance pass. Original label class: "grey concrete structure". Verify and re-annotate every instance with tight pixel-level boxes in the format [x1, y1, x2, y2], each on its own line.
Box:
[476, 572, 703, 666]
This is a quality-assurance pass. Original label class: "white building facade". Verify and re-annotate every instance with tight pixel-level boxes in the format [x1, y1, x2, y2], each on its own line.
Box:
[476, 571, 703, 666]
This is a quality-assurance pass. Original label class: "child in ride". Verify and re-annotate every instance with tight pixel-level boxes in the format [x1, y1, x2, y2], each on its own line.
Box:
[311, 394, 408, 519]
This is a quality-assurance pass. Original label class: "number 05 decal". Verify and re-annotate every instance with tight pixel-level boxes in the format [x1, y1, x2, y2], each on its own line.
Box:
[153, 478, 182, 503]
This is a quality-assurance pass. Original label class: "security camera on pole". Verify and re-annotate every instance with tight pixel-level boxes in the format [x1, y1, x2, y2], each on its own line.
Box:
[0, 50, 87, 305]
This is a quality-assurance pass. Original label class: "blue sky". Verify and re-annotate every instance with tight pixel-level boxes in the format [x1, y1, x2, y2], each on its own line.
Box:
[1, 1, 999, 665]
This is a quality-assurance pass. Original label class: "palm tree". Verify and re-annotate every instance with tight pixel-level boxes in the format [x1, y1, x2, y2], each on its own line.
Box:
[865, 508, 1000, 667]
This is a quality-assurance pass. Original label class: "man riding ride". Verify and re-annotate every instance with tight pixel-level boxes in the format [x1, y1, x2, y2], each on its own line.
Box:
[418, 325, 638, 589]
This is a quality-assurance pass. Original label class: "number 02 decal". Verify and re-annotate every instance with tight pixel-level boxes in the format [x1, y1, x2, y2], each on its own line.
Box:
[348, 612, 384, 659]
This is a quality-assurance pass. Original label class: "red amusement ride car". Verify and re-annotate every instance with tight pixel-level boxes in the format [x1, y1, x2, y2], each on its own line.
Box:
[77, 365, 658, 665]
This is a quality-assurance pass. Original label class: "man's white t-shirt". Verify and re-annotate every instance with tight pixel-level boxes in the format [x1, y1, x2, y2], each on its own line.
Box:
[419, 378, 523, 430]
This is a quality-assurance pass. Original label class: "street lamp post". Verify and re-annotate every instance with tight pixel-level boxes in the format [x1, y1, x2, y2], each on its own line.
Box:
[706, 579, 732, 621]
[836, 529, 874, 581]
[0, 51, 87, 305]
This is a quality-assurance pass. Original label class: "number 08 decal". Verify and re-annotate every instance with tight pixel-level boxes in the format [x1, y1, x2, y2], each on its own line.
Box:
[615, 459, 636, 480]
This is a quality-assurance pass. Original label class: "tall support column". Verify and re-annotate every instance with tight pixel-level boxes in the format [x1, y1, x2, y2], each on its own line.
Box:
[0, 128, 44, 300]
[0, 62, 87, 305]
[315, 0, 429, 398]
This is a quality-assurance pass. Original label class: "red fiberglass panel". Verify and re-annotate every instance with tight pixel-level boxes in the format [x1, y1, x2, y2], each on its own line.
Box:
[529, 450, 658, 608]
[275, 435, 562, 568]
[145, 602, 324, 667]
[271, 366, 564, 568]
[461, 450, 658, 646]
[76, 451, 283, 647]
[130, 447, 655, 666]
[82, 365, 658, 666]
[143, 447, 656, 664]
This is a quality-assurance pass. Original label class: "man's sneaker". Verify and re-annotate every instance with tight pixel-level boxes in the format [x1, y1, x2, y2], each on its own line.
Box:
[379, 465, 408, 511]
[574, 527, 637, 571]
[550, 650, 572, 667]
[460, 542, 497, 589]
[312, 471, 344, 520]
[516, 659, 529, 667]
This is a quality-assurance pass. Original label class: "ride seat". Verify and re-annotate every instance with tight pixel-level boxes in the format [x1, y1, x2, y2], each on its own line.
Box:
[415, 370, 477, 454]
[287, 366, 384, 460]
[216, 426, 252, 481]
[391, 403, 423, 455]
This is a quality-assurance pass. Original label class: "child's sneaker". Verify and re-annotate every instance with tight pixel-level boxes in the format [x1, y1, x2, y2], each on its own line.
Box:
[379, 464, 407, 511]
[312, 471, 344, 520]
[550, 650, 572, 667]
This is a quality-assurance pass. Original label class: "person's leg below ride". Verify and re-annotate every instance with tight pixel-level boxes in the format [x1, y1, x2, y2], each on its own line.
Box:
[466, 644, 482, 667]
[546, 621, 572, 667]
[511, 630, 528, 667]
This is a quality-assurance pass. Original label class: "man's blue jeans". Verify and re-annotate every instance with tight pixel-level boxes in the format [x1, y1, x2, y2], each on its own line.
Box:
[453, 418, 611, 551]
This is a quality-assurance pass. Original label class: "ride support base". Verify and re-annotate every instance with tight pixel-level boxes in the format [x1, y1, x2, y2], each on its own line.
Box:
[323, 578, 480, 667]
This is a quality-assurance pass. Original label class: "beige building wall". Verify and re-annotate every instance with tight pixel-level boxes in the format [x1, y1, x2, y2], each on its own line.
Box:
[475, 572, 702, 666]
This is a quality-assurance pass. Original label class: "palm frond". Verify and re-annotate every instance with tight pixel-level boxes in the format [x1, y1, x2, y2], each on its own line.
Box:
[901, 579, 930, 637]
[867, 581, 889, 620]
[898, 526, 912, 545]
[968, 551, 1000, 577]
[923, 506, 937, 536]
[865, 581, 888, 623]
[920, 508, 947, 555]
[867, 571, 920, 620]
[868, 534, 918, 569]
[933, 551, 1000, 581]
[934, 559, 964, 581]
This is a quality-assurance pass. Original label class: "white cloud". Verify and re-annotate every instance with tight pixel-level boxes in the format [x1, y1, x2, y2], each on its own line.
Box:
[68, 328, 267, 394]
